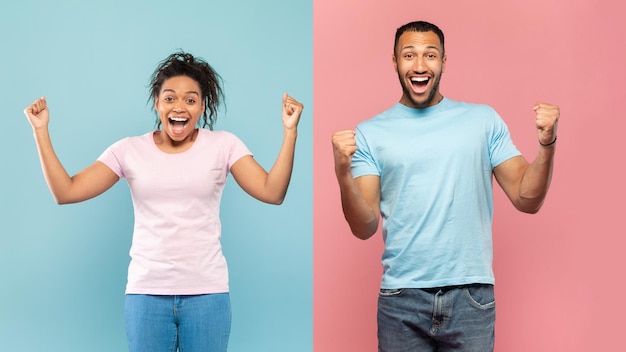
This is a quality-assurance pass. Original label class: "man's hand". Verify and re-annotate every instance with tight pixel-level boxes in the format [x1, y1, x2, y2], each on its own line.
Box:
[534, 102, 559, 146]
[332, 129, 357, 176]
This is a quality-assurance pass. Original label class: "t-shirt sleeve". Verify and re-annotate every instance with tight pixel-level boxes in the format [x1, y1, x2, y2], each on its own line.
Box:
[225, 132, 253, 170]
[351, 125, 380, 178]
[97, 139, 127, 178]
[489, 110, 522, 168]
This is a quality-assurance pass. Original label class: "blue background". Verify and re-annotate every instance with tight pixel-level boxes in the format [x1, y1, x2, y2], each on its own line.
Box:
[0, 1, 312, 351]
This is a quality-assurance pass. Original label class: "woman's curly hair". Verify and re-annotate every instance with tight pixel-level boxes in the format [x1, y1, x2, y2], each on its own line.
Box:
[148, 51, 224, 130]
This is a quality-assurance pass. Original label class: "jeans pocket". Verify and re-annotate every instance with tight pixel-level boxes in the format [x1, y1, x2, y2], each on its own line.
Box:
[464, 284, 495, 309]
[379, 288, 404, 297]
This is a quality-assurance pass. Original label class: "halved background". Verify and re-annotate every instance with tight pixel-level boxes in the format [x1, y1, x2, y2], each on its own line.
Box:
[0, 1, 312, 351]
[313, 0, 626, 351]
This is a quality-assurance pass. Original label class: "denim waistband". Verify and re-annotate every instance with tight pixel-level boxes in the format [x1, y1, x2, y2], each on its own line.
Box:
[420, 283, 491, 293]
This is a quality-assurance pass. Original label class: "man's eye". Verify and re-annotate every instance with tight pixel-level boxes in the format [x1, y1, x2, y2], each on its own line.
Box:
[404, 54, 414, 59]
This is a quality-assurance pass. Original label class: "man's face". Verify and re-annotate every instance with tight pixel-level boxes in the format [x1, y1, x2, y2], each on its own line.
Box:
[393, 30, 446, 108]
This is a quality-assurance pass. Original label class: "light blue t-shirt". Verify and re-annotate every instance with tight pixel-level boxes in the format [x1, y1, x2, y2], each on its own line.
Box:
[352, 98, 521, 289]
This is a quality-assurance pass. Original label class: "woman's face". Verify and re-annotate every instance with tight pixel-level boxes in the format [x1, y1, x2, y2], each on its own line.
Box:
[154, 75, 205, 143]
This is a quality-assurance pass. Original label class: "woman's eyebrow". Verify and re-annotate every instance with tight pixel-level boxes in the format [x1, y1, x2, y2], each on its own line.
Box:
[161, 89, 200, 96]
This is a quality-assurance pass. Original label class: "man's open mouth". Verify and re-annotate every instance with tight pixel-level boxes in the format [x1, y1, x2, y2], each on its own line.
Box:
[410, 77, 430, 93]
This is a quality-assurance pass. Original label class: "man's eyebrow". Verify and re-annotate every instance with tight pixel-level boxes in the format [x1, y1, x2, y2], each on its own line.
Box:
[401, 45, 442, 52]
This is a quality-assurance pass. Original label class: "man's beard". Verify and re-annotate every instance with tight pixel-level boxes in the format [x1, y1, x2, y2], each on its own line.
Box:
[399, 72, 442, 108]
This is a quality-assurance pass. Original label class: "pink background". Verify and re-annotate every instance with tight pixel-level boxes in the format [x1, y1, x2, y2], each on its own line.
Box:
[313, 0, 626, 351]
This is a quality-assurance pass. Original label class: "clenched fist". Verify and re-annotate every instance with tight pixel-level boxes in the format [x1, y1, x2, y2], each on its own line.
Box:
[534, 102, 559, 146]
[332, 129, 357, 176]
[24, 96, 50, 131]
[281, 93, 304, 131]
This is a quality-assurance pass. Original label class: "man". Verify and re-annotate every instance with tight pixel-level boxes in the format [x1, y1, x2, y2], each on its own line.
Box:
[331, 21, 559, 351]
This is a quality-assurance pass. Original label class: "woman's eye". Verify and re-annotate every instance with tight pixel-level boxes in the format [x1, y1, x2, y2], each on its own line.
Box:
[163, 96, 174, 102]
[186, 98, 196, 104]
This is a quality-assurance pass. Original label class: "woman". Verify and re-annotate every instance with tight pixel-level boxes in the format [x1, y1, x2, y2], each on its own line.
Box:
[23, 52, 303, 351]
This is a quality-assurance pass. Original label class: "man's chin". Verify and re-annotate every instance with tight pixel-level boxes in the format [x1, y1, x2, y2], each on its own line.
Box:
[402, 93, 437, 108]
[401, 85, 433, 106]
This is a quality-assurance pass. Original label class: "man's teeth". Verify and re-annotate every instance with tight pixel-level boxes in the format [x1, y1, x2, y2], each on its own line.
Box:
[411, 77, 429, 82]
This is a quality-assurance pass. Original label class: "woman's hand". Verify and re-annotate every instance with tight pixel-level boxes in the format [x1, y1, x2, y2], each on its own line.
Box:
[281, 93, 303, 131]
[24, 96, 50, 130]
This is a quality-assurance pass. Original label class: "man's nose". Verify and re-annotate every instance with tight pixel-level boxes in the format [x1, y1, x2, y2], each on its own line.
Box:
[413, 56, 426, 72]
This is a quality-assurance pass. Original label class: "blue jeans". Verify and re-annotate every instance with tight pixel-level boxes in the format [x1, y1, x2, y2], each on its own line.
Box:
[124, 293, 231, 352]
[377, 284, 495, 352]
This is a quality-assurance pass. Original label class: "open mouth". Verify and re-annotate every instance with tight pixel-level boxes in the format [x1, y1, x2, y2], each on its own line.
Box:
[168, 116, 189, 135]
[410, 76, 430, 93]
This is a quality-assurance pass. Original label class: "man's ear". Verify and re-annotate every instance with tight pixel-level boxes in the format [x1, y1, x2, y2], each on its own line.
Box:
[392, 53, 398, 72]
[442, 54, 447, 73]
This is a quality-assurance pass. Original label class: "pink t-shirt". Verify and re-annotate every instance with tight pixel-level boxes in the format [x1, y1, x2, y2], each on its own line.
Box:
[98, 129, 251, 295]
